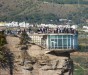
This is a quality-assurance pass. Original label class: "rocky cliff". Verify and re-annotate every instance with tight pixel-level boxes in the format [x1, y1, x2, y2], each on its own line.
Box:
[0, 36, 73, 75]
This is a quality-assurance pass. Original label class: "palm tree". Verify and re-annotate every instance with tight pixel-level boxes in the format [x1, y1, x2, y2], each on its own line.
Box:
[0, 31, 14, 75]
[0, 31, 7, 65]
[19, 29, 32, 65]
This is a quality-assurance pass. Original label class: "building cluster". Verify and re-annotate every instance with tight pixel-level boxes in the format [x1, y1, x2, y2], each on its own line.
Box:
[0, 21, 77, 28]
[0, 21, 31, 27]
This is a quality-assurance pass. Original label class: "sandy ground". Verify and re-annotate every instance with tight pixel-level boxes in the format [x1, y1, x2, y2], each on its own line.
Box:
[6, 36, 20, 51]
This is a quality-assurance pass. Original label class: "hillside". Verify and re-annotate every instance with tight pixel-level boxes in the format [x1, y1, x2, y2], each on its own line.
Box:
[0, 0, 88, 24]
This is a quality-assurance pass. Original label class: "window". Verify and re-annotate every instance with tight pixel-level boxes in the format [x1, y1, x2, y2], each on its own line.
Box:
[48, 35, 76, 49]
[63, 39, 67, 49]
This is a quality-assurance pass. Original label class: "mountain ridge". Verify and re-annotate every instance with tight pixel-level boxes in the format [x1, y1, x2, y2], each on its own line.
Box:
[0, 0, 88, 24]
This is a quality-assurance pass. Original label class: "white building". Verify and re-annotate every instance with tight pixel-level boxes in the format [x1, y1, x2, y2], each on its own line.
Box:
[71, 25, 78, 29]
[11, 21, 19, 27]
[4, 21, 30, 28]
[83, 26, 88, 29]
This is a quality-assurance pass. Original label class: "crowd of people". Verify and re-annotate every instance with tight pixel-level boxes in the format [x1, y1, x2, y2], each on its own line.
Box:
[1, 26, 78, 35]
[29, 27, 78, 34]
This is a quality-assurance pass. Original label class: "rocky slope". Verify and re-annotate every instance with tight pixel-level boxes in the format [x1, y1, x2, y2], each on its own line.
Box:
[0, 36, 74, 75]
